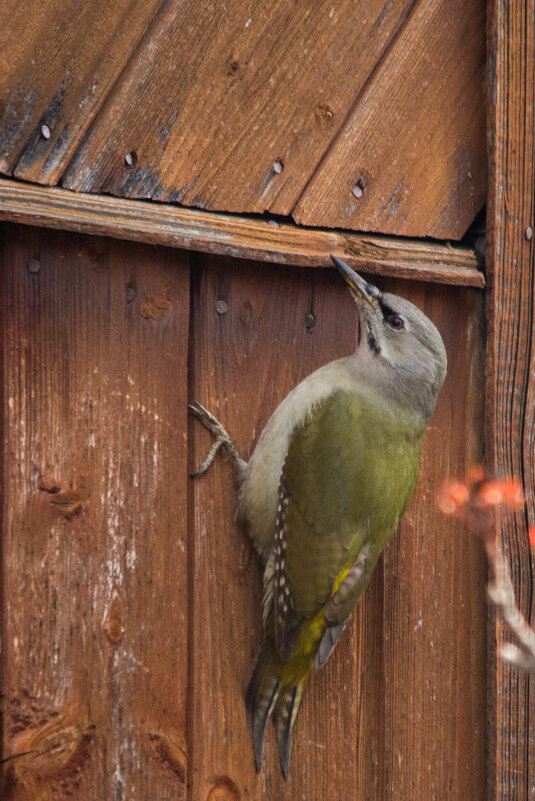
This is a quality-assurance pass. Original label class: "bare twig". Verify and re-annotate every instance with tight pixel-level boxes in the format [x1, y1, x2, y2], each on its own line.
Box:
[437, 468, 535, 674]
[484, 537, 535, 672]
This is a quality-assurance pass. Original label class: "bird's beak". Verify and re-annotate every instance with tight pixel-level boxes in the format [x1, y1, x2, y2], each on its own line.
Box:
[330, 255, 380, 308]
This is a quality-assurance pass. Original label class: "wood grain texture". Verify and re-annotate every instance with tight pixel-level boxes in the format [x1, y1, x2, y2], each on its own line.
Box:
[189, 258, 486, 799]
[0, 0, 486, 238]
[486, 0, 535, 797]
[376, 279, 486, 801]
[0, 225, 190, 799]
[294, 0, 487, 240]
[189, 256, 362, 801]
[0, 180, 485, 288]
[60, 0, 416, 212]
[0, 0, 165, 184]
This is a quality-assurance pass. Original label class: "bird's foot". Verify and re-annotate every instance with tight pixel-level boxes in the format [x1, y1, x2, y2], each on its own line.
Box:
[189, 401, 242, 477]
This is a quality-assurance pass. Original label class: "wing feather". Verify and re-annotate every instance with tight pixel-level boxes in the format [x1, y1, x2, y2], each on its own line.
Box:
[272, 389, 421, 653]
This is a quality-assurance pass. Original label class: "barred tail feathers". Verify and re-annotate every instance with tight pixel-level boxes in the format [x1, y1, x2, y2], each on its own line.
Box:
[245, 638, 280, 772]
[245, 637, 307, 776]
[273, 680, 306, 778]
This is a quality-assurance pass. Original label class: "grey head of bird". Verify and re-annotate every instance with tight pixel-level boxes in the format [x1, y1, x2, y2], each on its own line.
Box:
[331, 255, 447, 421]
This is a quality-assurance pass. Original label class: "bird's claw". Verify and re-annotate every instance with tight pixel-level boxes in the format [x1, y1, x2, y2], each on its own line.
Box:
[189, 402, 241, 477]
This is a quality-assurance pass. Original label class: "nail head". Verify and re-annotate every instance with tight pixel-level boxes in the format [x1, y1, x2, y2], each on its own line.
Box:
[525, 226, 533, 241]
[41, 124, 51, 140]
[28, 258, 40, 274]
[125, 151, 138, 168]
[273, 159, 284, 175]
[352, 184, 363, 199]
[216, 299, 228, 315]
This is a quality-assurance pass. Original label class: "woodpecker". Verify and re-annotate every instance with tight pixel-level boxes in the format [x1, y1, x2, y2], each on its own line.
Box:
[190, 255, 447, 776]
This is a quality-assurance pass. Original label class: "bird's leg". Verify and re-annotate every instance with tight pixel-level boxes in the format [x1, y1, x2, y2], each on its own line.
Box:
[189, 401, 243, 477]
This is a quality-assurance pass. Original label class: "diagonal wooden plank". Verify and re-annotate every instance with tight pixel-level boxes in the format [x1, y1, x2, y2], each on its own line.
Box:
[486, 0, 535, 797]
[293, 0, 486, 240]
[0, 0, 166, 184]
[61, 0, 419, 214]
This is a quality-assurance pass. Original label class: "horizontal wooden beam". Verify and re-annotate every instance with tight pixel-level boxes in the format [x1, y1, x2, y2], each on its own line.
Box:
[0, 179, 484, 287]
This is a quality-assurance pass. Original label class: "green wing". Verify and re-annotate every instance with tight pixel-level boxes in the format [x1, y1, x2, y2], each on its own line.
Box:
[274, 389, 422, 657]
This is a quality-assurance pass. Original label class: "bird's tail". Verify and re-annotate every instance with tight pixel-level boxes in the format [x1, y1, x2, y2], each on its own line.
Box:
[273, 681, 306, 777]
[245, 637, 307, 777]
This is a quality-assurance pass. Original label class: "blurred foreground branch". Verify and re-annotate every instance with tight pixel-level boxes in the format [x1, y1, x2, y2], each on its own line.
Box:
[437, 467, 535, 674]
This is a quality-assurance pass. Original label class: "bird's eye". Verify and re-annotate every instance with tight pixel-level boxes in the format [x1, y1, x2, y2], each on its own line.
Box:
[387, 314, 405, 331]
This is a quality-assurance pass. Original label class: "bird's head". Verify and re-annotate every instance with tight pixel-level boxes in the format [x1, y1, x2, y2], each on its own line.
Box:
[331, 255, 447, 419]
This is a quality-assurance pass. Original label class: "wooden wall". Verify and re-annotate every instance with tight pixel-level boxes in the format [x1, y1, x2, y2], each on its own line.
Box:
[486, 0, 535, 795]
[0, 0, 486, 239]
[1, 223, 486, 800]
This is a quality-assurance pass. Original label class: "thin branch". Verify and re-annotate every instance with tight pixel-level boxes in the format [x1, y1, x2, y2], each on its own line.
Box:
[485, 537, 535, 673]
[437, 469, 535, 674]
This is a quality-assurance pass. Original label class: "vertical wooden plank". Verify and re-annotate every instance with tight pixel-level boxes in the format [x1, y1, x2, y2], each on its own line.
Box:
[0, 225, 190, 799]
[189, 257, 360, 800]
[189, 259, 486, 800]
[376, 281, 486, 801]
[487, 0, 535, 798]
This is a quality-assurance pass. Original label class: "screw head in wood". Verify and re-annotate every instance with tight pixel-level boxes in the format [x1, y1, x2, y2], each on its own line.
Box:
[305, 312, 315, 332]
[216, 299, 228, 315]
[352, 177, 368, 200]
[124, 151, 138, 168]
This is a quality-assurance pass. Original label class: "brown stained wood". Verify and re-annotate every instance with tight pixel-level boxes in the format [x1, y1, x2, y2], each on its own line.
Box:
[189, 256, 362, 800]
[0, 0, 166, 184]
[190, 259, 486, 799]
[376, 279, 486, 801]
[294, 0, 486, 240]
[486, 0, 535, 797]
[60, 0, 417, 214]
[0, 225, 190, 799]
[0, 180, 485, 288]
